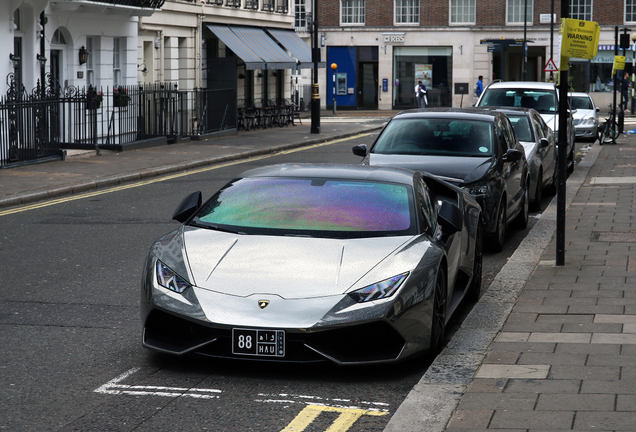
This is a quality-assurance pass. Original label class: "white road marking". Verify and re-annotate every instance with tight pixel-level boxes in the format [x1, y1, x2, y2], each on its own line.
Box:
[94, 368, 222, 399]
[255, 393, 389, 412]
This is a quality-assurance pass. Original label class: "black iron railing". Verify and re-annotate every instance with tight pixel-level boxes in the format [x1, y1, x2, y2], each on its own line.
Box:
[1, 82, 236, 168]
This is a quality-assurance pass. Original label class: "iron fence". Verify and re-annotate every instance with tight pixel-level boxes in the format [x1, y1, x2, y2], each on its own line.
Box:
[1, 81, 236, 168]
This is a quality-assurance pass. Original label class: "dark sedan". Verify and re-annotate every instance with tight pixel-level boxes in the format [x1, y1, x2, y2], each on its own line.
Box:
[353, 108, 529, 252]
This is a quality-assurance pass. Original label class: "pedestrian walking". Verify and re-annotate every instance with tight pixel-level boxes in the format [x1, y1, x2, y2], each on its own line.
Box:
[415, 81, 427, 109]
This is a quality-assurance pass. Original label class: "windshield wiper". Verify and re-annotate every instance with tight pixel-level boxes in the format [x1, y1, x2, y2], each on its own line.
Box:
[189, 221, 246, 234]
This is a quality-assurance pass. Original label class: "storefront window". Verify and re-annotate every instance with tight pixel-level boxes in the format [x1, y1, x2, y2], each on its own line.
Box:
[577, 49, 636, 92]
[392, 46, 452, 109]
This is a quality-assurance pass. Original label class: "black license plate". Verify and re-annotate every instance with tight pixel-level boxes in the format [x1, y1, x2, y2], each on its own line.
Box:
[232, 328, 285, 357]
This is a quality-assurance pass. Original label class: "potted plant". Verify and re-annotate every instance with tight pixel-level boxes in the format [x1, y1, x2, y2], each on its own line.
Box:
[113, 86, 131, 107]
[87, 86, 103, 110]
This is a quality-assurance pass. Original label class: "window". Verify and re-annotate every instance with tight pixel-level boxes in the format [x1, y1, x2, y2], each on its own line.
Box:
[627, 0, 636, 22]
[570, 0, 592, 21]
[294, 0, 307, 30]
[13, 8, 20, 31]
[87, 37, 95, 87]
[395, 0, 419, 25]
[341, 0, 365, 24]
[507, 0, 533, 24]
[113, 38, 125, 87]
[450, 0, 475, 24]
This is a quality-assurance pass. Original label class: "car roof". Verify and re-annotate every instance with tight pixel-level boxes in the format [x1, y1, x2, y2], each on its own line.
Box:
[476, 106, 537, 116]
[568, 92, 591, 98]
[239, 163, 419, 186]
[486, 81, 557, 91]
[392, 107, 500, 122]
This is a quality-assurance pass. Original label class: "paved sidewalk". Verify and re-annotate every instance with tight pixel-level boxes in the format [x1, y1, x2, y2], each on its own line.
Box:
[386, 133, 636, 431]
[0, 112, 392, 210]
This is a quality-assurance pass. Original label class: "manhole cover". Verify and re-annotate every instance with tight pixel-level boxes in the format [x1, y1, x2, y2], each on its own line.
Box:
[591, 231, 636, 242]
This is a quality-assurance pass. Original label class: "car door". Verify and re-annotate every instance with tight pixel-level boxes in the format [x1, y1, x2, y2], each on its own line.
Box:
[498, 117, 523, 220]
[532, 112, 557, 183]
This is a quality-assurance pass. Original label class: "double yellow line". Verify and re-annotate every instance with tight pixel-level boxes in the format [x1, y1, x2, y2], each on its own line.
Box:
[0, 134, 370, 217]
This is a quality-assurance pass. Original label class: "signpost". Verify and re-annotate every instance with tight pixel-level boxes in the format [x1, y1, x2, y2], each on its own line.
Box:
[544, 58, 559, 73]
[555, 17, 600, 266]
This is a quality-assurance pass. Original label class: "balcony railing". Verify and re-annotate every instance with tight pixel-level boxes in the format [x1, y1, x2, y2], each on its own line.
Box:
[68, 0, 166, 7]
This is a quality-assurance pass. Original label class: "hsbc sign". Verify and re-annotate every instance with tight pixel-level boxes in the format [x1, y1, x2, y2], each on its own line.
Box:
[383, 33, 405, 43]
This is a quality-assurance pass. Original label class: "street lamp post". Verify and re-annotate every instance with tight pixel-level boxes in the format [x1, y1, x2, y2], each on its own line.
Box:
[310, 0, 320, 134]
[331, 63, 337, 114]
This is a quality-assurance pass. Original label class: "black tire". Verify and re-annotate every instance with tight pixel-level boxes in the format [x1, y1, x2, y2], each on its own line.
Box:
[430, 267, 447, 356]
[531, 171, 543, 211]
[513, 183, 529, 230]
[466, 224, 483, 303]
[489, 198, 507, 252]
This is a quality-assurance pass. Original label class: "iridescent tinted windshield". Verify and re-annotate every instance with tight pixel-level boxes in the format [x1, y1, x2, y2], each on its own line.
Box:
[195, 177, 413, 233]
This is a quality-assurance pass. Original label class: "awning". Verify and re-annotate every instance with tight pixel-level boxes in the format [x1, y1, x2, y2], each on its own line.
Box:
[206, 24, 265, 70]
[267, 29, 325, 69]
[228, 27, 297, 70]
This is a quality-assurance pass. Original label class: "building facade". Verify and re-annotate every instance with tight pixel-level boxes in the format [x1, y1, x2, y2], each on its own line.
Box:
[318, 0, 636, 110]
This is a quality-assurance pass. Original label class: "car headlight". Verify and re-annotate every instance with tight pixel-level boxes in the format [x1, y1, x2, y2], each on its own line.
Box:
[156, 260, 191, 293]
[349, 273, 408, 303]
[465, 182, 490, 196]
[582, 117, 596, 125]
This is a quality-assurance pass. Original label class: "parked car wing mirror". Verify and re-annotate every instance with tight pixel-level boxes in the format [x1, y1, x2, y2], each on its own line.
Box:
[437, 201, 462, 235]
[596, 107, 600, 112]
[540, 137, 550, 148]
[352, 144, 368, 157]
[173, 191, 202, 223]
[503, 148, 524, 162]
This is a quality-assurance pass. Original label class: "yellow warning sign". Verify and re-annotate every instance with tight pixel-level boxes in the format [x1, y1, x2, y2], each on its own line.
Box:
[559, 18, 600, 60]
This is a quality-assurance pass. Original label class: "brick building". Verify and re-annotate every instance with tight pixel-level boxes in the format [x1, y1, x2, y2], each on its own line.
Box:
[316, 0, 635, 110]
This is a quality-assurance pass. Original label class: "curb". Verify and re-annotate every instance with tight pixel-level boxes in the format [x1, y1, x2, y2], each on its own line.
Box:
[383, 142, 602, 432]
[0, 126, 384, 210]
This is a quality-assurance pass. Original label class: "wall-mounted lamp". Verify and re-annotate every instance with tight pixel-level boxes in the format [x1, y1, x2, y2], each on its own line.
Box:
[9, 53, 20, 69]
[37, 53, 47, 68]
[238, 73, 245, 79]
[138, 63, 148, 76]
[78, 46, 88, 65]
[257, 72, 263, 78]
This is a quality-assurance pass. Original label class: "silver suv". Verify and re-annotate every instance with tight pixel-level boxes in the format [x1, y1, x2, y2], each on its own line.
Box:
[475, 81, 575, 172]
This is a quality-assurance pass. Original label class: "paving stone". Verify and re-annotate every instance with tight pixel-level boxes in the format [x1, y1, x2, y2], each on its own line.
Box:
[572, 290, 623, 298]
[616, 394, 636, 411]
[489, 410, 574, 430]
[561, 322, 623, 333]
[477, 364, 550, 379]
[594, 314, 636, 324]
[490, 342, 556, 353]
[446, 409, 492, 429]
[466, 378, 506, 393]
[574, 411, 636, 430]
[483, 351, 519, 365]
[502, 322, 563, 333]
[544, 297, 597, 306]
[548, 365, 621, 380]
[554, 343, 621, 355]
[580, 379, 636, 394]
[504, 379, 581, 394]
[517, 352, 587, 366]
[512, 304, 570, 314]
[536, 314, 593, 323]
[587, 353, 636, 367]
[528, 332, 592, 343]
[591, 333, 636, 344]
[535, 393, 615, 411]
[567, 304, 625, 314]
[506, 312, 538, 323]
[457, 392, 537, 411]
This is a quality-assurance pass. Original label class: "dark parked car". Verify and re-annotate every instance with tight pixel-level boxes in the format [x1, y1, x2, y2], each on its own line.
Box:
[480, 107, 557, 210]
[141, 164, 482, 364]
[352, 108, 529, 251]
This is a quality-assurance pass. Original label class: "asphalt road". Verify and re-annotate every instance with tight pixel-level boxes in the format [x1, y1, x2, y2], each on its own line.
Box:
[0, 131, 584, 432]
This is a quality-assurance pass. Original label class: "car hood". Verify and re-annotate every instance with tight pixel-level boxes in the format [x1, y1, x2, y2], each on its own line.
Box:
[181, 228, 416, 299]
[540, 113, 559, 131]
[520, 140, 538, 160]
[572, 109, 595, 121]
[368, 153, 492, 184]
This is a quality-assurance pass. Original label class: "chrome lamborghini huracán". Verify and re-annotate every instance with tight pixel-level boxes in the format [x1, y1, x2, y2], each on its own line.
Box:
[140, 164, 482, 365]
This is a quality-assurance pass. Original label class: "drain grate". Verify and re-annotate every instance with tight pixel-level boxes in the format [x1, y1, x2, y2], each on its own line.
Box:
[591, 231, 636, 242]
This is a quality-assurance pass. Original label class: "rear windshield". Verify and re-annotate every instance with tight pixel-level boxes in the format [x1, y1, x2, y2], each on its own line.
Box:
[570, 96, 593, 110]
[507, 114, 534, 142]
[192, 177, 416, 238]
[479, 88, 556, 114]
[372, 118, 493, 157]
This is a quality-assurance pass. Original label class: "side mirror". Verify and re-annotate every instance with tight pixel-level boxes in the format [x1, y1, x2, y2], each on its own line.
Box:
[540, 137, 550, 148]
[352, 144, 368, 157]
[596, 107, 600, 112]
[173, 191, 202, 223]
[503, 148, 524, 162]
[437, 201, 462, 235]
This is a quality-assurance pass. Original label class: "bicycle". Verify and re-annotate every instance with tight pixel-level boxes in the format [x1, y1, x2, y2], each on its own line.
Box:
[598, 104, 622, 145]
